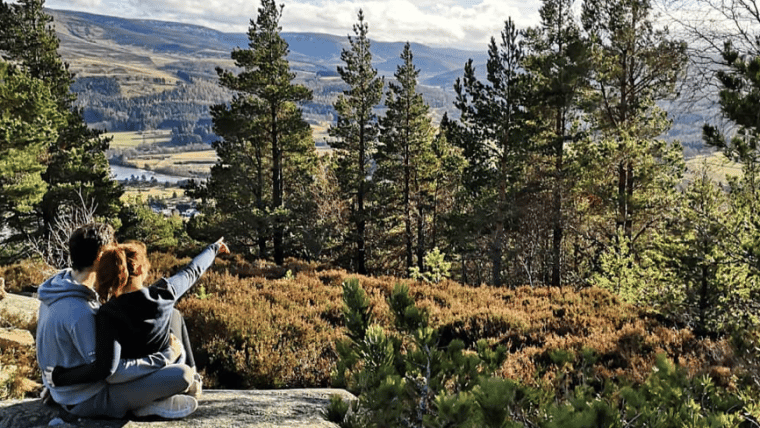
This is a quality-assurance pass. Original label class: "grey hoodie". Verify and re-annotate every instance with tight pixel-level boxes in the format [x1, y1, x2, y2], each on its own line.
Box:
[36, 269, 171, 406]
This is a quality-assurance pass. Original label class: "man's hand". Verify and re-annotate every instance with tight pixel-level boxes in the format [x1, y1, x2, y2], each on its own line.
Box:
[167, 333, 183, 363]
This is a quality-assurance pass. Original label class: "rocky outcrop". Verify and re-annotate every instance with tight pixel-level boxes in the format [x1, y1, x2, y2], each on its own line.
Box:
[0, 328, 34, 350]
[0, 291, 39, 331]
[0, 389, 355, 428]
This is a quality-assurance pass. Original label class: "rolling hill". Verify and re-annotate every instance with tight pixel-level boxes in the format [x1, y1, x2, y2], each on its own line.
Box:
[46, 8, 713, 156]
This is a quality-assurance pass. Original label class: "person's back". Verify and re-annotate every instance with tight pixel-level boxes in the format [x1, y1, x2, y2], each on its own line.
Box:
[37, 269, 105, 405]
[36, 223, 197, 420]
[94, 240, 227, 359]
[36, 223, 115, 406]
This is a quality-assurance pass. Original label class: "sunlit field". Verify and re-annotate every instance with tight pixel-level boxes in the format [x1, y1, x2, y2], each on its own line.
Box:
[684, 152, 743, 185]
[108, 130, 172, 148]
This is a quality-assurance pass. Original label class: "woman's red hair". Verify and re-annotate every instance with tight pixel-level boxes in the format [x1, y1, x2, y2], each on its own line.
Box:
[95, 241, 150, 302]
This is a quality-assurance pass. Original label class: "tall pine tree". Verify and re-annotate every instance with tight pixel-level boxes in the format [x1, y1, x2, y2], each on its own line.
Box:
[191, 0, 315, 263]
[0, 61, 63, 254]
[523, 0, 590, 287]
[450, 18, 531, 286]
[329, 10, 384, 275]
[376, 42, 438, 276]
[580, 0, 686, 245]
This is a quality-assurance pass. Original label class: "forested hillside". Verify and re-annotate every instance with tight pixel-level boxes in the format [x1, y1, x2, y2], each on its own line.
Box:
[47, 8, 475, 139]
[47, 8, 711, 156]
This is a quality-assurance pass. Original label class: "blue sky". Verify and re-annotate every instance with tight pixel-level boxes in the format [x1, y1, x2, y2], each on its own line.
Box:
[43, 0, 541, 50]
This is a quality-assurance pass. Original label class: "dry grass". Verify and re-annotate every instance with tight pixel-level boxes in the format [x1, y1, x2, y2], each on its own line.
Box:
[684, 152, 743, 185]
[121, 186, 187, 200]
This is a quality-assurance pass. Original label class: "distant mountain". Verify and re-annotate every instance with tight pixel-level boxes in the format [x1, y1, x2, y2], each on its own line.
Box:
[46, 8, 710, 155]
[47, 8, 487, 85]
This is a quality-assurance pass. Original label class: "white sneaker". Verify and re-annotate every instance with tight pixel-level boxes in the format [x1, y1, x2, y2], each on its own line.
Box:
[133, 394, 198, 419]
[185, 372, 202, 398]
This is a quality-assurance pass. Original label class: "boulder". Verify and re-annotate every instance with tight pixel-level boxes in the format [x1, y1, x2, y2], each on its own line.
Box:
[0, 389, 356, 428]
[0, 292, 39, 331]
[0, 328, 34, 350]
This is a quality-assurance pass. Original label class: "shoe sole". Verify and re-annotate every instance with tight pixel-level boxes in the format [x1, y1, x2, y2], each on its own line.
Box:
[133, 397, 198, 419]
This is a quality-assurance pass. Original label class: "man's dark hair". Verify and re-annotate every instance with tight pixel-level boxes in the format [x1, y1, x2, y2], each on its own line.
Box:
[69, 223, 115, 271]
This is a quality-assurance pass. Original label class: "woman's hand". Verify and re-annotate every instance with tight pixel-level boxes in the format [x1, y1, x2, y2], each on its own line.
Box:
[215, 237, 230, 255]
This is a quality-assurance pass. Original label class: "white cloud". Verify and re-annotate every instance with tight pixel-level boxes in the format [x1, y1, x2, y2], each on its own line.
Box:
[45, 0, 542, 50]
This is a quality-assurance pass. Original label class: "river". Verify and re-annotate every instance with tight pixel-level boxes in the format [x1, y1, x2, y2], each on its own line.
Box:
[110, 164, 190, 184]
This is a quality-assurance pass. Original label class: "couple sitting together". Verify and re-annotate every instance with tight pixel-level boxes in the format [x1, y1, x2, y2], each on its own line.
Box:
[35, 223, 229, 420]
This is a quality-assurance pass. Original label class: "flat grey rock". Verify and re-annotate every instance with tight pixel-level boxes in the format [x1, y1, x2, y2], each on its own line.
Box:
[0, 292, 39, 329]
[0, 389, 355, 428]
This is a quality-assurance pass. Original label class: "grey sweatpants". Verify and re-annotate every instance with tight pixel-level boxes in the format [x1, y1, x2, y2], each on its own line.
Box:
[65, 363, 194, 419]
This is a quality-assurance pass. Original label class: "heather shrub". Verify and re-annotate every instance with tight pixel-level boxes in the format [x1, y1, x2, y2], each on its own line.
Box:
[544, 354, 759, 427]
[0, 250, 745, 401]
[162, 252, 752, 394]
[0, 258, 52, 293]
[177, 269, 344, 388]
[333, 278, 542, 427]
[0, 346, 39, 400]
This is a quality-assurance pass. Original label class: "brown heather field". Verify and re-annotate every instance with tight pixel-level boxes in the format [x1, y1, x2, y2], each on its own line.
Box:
[0, 252, 745, 398]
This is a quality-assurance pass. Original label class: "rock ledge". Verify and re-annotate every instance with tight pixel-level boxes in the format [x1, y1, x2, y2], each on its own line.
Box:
[0, 389, 355, 428]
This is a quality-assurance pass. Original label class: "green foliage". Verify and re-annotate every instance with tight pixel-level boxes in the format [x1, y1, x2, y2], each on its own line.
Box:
[592, 231, 673, 307]
[449, 18, 533, 287]
[322, 394, 352, 425]
[375, 42, 440, 276]
[193, 0, 316, 264]
[523, 0, 591, 288]
[328, 10, 384, 275]
[409, 247, 452, 284]
[0, 61, 62, 228]
[117, 197, 190, 251]
[333, 278, 543, 427]
[0, 0, 122, 249]
[573, 0, 686, 278]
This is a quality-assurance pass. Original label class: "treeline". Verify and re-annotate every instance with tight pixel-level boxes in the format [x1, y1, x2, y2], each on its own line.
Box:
[184, 0, 760, 339]
[3, 0, 760, 339]
[68, 69, 456, 138]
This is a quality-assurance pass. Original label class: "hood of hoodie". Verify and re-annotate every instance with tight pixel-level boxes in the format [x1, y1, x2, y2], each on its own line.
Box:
[37, 269, 98, 306]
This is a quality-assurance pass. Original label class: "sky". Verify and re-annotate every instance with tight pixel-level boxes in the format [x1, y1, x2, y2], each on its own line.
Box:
[43, 0, 542, 50]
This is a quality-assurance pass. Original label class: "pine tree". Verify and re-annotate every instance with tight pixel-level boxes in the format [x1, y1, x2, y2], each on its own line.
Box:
[376, 42, 438, 275]
[0, 61, 63, 246]
[523, 0, 591, 287]
[329, 10, 384, 275]
[193, 0, 315, 263]
[450, 18, 531, 286]
[579, 0, 686, 247]
[703, 41, 760, 266]
[664, 167, 749, 334]
[0, 0, 122, 240]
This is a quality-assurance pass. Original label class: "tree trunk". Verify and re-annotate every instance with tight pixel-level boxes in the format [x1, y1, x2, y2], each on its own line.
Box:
[272, 104, 284, 265]
[357, 122, 367, 275]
